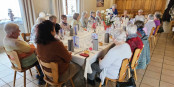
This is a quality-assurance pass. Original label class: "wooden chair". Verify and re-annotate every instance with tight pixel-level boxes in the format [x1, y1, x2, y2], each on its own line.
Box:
[4, 48, 40, 87]
[21, 33, 31, 42]
[152, 25, 160, 46]
[148, 27, 155, 50]
[99, 59, 130, 87]
[128, 47, 143, 81]
[37, 56, 75, 87]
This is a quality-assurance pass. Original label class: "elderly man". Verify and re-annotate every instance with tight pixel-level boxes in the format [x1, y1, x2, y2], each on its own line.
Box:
[3, 23, 44, 85]
[49, 15, 61, 34]
[145, 14, 156, 36]
[87, 29, 132, 86]
[135, 9, 145, 22]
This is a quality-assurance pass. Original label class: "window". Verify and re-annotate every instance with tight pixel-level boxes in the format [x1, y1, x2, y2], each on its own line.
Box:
[62, 0, 79, 16]
[0, 0, 21, 20]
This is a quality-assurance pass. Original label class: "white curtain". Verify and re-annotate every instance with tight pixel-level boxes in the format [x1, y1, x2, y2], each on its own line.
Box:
[18, 0, 36, 33]
[52, 0, 63, 23]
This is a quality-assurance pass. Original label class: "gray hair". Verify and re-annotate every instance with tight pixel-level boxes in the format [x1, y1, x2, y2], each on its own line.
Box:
[112, 4, 117, 8]
[73, 13, 80, 20]
[36, 17, 46, 24]
[81, 11, 87, 18]
[148, 14, 154, 20]
[138, 9, 143, 13]
[126, 24, 137, 35]
[4, 23, 19, 34]
[90, 11, 95, 16]
[49, 15, 57, 21]
[96, 10, 100, 15]
[113, 29, 127, 42]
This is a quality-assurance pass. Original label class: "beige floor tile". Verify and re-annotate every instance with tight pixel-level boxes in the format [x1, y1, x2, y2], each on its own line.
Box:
[161, 74, 174, 84]
[160, 81, 174, 87]
[151, 54, 164, 59]
[1, 84, 10, 87]
[163, 64, 174, 71]
[8, 77, 31, 87]
[1, 73, 22, 83]
[164, 56, 174, 61]
[25, 82, 38, 87]
[149, 60, 163, 68]
[136, 73, 144, 83]
[165, 53, 174, 57]
[146, 65, 162, 73]
[142, 76, 159, 87]
[136, 69, 146, 75]
[144, 70, 161, 80]
[135, 81, 140, 87]
[162, 69, 174, 77]
[151, 57, 163, 63]
[0, 79, 6, 87]
[164, 59, 174, 66]
[140, 83, 153, 87]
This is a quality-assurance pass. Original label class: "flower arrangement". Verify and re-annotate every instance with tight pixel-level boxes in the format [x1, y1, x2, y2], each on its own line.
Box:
[104, 9, 114, 26]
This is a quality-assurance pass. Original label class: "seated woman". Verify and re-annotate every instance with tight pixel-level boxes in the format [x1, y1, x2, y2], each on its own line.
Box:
[110, 4, 118, 15]
[80, 11, 88, 28]
[135, 9, 145, 22]
[145, 14, 156, 36]
[30, 17, 46, 46]
[87, 29, 132, 86]
[49, 15, 61, 34]
[122, 10, 129, 18]
[3, 23, 44, 84]
[71, 13, 81, 28]
[95, 10, 102, 24]
[36, 20, 80, 83]
[153, 13, 161, 34]
[88, 11, 96, 23]
[126, 24, 144, 53]
[134, 20, 146, 38]
[59, 15, 70, 30]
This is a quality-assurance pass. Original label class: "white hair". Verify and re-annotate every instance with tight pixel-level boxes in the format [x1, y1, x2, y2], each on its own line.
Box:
[148, 14, 154, 20]
[113, 29, 126, 42]
[4, 23, 19, 35]
[112, 4, 117, 8]
[36, 17, 46, 24]
[81, 11, 87, 18]
[138, 9, 143, 13]
[126, 24, 137, 35]
[96, 10, 100, 16]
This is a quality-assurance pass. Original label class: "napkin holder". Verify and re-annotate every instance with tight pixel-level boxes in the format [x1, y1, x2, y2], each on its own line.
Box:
[68, 40, 74, 52]
[104, 33, 109, 43]
[93, 39, 98, 51]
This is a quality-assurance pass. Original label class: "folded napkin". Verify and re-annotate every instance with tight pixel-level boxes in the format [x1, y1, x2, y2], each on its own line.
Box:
[80, 53, 89, 57]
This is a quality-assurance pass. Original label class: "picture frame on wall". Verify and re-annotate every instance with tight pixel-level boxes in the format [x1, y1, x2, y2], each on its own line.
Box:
[97, 0, 104, 7]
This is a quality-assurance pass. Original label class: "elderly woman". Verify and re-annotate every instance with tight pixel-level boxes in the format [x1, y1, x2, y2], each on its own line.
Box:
[80, 11, 88, 28]
[3, 23, 44, 84]
[36, 20, 81, 83]
[49, 15, 61, 34]
[135, 20, 146, 38]
[110, 4, 118, 15]
[145, 14, 156, 36]
[87, 29, 132, 86]
[122, 10, 129, 18]
[135, 9, 145, 22]
[153, 13, 161, 34]
[59, 15, 70, 30]
[71, 13, 81, 28]
[95, 10, 102, 24]
[126, 24, 144, 53]
[88, 11, 96, 23]
[30, 17, 45, 46]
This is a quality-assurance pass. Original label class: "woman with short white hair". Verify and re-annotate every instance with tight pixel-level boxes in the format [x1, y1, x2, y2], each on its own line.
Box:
[88, 11, 96, 23]
[135, 9, 145, 22]
[71, 13, 81, 28]
[145, 14, 156, 36]
[80, 11, 88, 28]
[110, 4, 118, 15]
[30, 17, 46, 45]
[126, 24, 143, 52]
[95, 10, 102, 24]
[87, 29, 132, 86]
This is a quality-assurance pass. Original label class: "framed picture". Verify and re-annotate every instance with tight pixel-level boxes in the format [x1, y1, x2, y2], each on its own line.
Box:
[97, 0, 104, 7]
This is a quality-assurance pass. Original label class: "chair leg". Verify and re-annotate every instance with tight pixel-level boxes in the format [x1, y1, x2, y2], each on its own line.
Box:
[24, 71, 26, 87]
[35, 66, 41, 76]
[128, 68, 130, 78]
[29, 69, 33, 77]
[45, 83, 48, 87]
[13, 71, 17, 87]
[70, 78, 75, 87]
[105, 78, 108, 86]
[134, 68, 137, 81]
[99, 82, 102, 87]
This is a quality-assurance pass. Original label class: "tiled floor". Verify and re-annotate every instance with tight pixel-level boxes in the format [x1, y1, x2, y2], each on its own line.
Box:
[0, 33, 174, 87]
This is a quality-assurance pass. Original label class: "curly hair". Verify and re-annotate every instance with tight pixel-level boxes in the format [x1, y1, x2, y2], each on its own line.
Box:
[35, 20, 56, 45]
[134, 20, 144, 29]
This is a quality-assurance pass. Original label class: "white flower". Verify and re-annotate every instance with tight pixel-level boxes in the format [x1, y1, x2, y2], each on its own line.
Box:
[101, 10, 105, 13]
[106, 9, 110, 12]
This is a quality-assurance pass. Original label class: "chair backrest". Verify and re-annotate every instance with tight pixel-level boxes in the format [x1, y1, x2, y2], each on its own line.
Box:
[118, 59, 129, 81]
[37, 56, 59, 83]
[154, 25, 160, 36]
[131, 47, 144, 69]
[148, 27, 155, 40]
[3, 47, 22, 70]
[21, 33, 31, 42]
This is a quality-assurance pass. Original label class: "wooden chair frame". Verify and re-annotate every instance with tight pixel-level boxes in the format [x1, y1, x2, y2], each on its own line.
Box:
[4, 48, 40, 87]
[37, 56, 75, 87]
[99, 59, 130, 87]
[148, 27, 155, 50]
[152, 25, 160, 46]
[21, 33, 31, 42]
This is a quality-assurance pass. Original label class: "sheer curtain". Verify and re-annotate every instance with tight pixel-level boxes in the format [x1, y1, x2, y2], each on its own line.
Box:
[18, 0, 36, 33]
[52, 0, 63, 23]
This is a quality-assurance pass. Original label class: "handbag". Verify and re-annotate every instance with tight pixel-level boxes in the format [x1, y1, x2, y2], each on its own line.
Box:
[116, 63, 136, 87]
